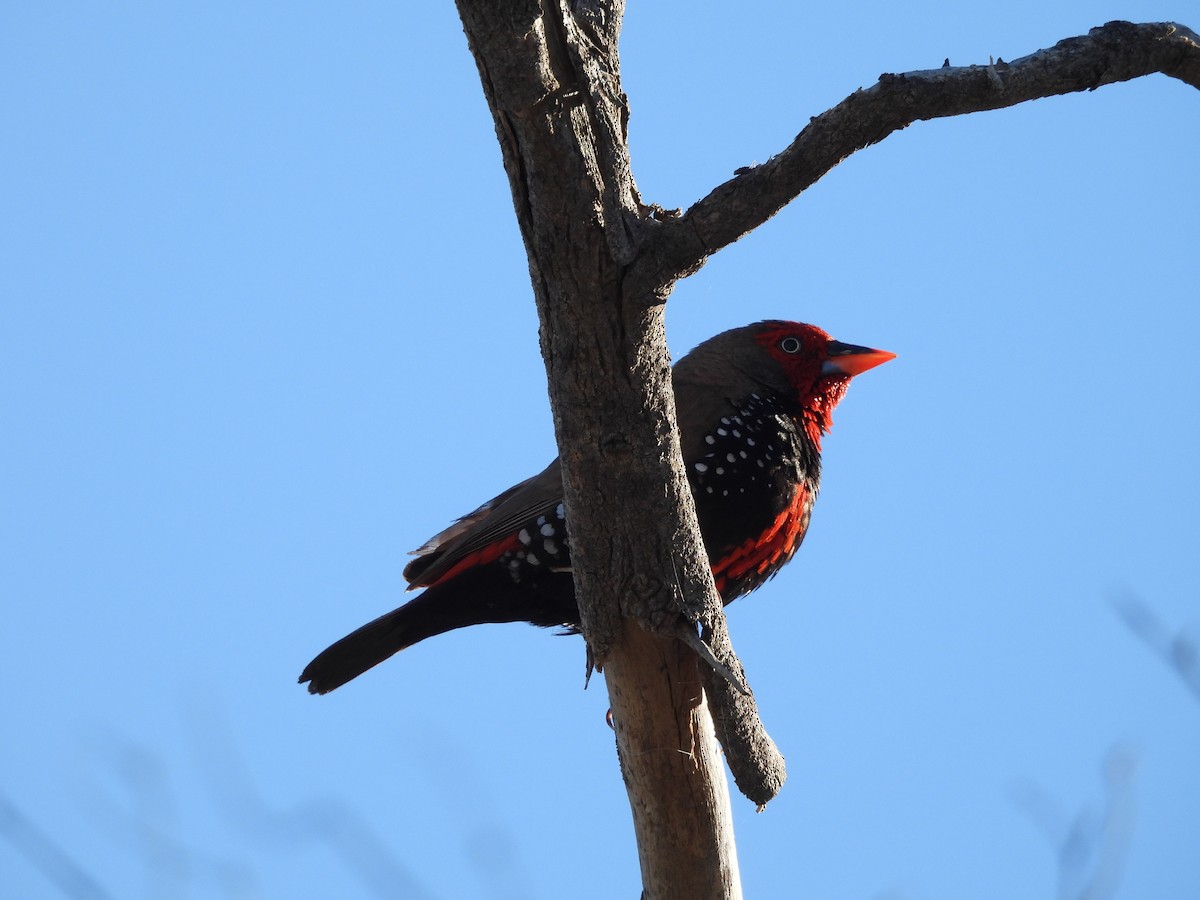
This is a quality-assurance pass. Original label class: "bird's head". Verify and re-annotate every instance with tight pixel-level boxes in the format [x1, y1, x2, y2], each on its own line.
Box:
[677, 320, 894, 447]
[751, 320, 894, 442]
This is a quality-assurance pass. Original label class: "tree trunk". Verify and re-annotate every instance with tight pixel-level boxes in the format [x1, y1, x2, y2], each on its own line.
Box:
[454, 1, 754, 895]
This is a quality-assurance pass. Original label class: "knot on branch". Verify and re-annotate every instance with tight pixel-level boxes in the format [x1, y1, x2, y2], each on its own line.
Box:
[624, 571, 676, 629]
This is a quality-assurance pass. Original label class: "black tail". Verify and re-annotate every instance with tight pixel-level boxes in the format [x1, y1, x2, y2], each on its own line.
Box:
[299, 569, 579, 694]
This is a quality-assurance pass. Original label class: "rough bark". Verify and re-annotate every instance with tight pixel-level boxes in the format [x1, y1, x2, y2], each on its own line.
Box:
[634, 21, 1200, 285]
[455, 2, 753, 896]
[448, 4, 1197, 897]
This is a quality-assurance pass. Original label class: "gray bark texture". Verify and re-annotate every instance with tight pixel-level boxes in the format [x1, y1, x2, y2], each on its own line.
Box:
[449, 4, 1197, 897]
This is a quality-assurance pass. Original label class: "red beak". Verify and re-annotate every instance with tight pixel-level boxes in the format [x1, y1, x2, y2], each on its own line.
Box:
[821, 340, 896, 377]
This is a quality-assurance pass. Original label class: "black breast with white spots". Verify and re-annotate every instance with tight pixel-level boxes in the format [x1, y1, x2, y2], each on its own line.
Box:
[498, 501, 572, 584]
[687, 392, 820, 560]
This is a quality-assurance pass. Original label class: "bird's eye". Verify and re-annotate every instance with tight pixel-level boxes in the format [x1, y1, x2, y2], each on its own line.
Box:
[779, 337, 801, 354]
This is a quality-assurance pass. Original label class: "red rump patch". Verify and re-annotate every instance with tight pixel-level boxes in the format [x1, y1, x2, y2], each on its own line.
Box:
[712, 483, 811, 593]
[420, 533, 522, 588]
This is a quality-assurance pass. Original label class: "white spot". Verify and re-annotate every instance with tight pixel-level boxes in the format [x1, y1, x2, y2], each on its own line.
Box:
[757, 459, 765, 468]
[732, 429, 741, 438]
[706, 486, 714, 494]
[694, 462, 708, 473]
[519, 529, 532, 545]
[705, 435, 715, 445]
[726, 453, 736, 463]
[540, 523, 556, 537]
[746, 438, 755, 446]
[555, 503, 565, 519]
[715, 467, 725, 475]
[733, 416, 743, 425]
[722, 489, 728, 496]
[716, 427, 727, 436]
[542, 539, 558, 557]
[537, 515, 547, 527]
[720, 417, 731, 425]
[739, 451, 748, 459]
[527, 553, 540, 565]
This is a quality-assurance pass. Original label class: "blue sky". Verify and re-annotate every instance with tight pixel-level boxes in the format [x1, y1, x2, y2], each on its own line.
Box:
[3, 3, 1198, 898]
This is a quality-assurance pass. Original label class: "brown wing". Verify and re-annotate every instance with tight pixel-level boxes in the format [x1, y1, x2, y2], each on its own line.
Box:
[402, 458, 564, 588]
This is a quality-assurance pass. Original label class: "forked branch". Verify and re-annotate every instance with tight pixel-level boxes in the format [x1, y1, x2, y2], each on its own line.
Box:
[449, 5, 1195, 896]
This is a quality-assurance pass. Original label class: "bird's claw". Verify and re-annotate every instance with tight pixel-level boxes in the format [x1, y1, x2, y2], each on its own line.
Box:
[672, 620, 750, 696]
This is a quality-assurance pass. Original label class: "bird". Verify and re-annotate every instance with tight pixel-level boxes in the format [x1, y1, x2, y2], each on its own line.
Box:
[300, 321, 893, 694]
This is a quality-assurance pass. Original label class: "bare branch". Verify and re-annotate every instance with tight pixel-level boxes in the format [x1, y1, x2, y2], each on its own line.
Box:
[1011, 745, 1138, 900]
[0, 792, 114, 900]
[698, 616, 786, 810]
[604, 624, 743, 899]
[640, 21, 1199, 282]
[1112, 593, 1200, 703]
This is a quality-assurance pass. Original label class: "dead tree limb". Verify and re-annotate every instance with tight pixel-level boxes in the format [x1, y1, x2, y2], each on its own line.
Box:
[635, 21, 1199, 285]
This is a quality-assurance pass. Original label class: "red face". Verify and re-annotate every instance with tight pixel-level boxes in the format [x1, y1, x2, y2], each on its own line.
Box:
[754, 321, 837, 394]
[752, 320, 894, 442]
